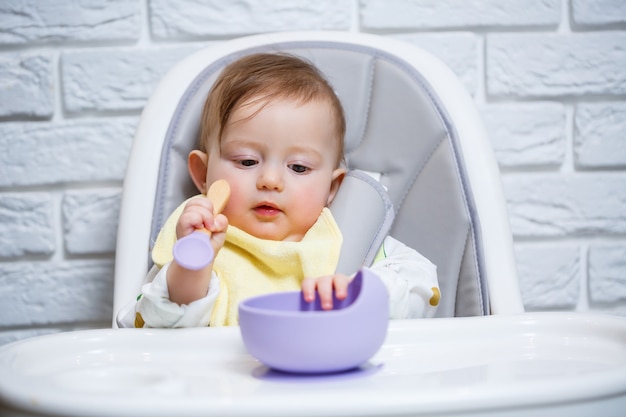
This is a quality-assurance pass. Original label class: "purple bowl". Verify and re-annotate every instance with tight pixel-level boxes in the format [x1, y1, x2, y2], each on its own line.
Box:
[238, 268, 389, 374]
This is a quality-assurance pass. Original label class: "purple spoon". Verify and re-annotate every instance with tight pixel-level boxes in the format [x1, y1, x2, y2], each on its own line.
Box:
[172, 179, 230, 270]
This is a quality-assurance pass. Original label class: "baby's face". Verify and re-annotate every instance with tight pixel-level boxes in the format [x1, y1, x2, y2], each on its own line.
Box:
[204, 97, 344, 242]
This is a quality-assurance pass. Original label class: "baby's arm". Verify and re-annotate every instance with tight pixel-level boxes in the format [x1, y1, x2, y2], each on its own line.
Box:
[167, 196, 228, 305]
[369, 236, 439, 319]
[116, 263, 221, 328]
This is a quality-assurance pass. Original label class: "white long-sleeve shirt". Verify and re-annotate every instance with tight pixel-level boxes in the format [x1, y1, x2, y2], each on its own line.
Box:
[117, 235, 438, 328]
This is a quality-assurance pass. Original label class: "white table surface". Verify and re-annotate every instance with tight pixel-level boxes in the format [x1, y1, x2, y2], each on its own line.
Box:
[1, 312, 626, 417]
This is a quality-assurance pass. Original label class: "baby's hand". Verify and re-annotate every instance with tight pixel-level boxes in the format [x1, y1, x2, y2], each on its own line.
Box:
[176, 196, 228, 251]
[301, 273, 352, 310]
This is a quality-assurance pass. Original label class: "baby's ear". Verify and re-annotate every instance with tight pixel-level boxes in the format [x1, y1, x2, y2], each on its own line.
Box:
[188, 150, 209, 193]
[327, 168, 346, 205]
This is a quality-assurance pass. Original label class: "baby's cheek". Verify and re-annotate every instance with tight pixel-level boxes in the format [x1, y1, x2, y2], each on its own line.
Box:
[220, 192, 247, 227]
[296, 191, 328, 219]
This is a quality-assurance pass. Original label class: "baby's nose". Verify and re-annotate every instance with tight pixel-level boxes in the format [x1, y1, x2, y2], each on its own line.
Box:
[256, 165, 284, 191]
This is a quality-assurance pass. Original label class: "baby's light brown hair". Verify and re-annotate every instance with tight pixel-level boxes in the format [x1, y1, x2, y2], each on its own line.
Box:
[199, 53, 346, 166]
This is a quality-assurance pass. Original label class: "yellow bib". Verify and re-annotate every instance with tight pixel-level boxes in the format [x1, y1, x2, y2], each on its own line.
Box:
[151, 199, 342, 326]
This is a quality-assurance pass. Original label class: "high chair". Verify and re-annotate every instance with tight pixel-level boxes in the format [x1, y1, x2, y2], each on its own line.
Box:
[1, 31, 624, 417]
[113, 30, 524, 320]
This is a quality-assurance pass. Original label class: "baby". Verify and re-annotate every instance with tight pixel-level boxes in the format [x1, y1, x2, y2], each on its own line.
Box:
[117, 53, 439, 328]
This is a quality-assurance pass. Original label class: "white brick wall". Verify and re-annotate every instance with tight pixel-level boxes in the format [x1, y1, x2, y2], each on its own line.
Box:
[487, 32, 626, 97]
[1, 0, 625, 344]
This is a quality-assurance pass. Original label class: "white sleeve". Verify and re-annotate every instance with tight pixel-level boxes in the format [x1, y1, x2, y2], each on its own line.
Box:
[369, 236, 439, 319]
[116, 263, 221, 328]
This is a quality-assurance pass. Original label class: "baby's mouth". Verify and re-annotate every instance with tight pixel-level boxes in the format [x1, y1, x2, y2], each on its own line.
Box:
[254, 203, 281, 217]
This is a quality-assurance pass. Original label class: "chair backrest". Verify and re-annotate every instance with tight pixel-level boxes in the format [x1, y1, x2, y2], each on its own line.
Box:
[113, 31, 524, 324]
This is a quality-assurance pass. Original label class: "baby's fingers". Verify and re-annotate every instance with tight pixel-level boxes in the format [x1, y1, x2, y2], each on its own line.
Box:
[184, 196, 215, 215]
[332, 273, 352, 301]
[301, 276, 318, 304]
[177, 209, 209, 238]
[209, 213, 228, 234]
[208, 214, 228, 255]
[317, 276, 336, 310]
[302, 276, 335, 310]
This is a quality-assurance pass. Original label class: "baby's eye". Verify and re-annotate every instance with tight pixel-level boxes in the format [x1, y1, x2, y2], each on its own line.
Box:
[289, 164, 309, 174]
[239, 159, 258, 167]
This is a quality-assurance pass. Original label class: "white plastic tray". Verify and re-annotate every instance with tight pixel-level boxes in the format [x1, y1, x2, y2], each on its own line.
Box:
[1, 312, 626, 417]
